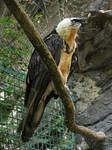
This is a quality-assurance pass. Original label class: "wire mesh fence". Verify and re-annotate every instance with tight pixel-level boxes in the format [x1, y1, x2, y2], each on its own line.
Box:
[0, 64, 76, 150]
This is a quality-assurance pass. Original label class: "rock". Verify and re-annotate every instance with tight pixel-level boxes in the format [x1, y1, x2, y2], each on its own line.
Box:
[73, 10, 112, 150]
[76, 10, 112, 72]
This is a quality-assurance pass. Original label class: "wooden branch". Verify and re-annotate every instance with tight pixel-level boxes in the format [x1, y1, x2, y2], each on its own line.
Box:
[3, 0, 106, 142]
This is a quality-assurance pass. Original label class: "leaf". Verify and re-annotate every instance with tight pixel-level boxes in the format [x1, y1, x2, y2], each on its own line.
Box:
[0, 16, 8, 24]
[35, 14, 43, 20]
[4, 28, 11, 34]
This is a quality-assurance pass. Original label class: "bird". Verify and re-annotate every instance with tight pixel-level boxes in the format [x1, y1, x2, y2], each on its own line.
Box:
[18, 18, 82, 142]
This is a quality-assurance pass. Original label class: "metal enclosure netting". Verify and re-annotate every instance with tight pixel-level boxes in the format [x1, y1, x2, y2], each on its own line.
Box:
[0, 65, 76, 150]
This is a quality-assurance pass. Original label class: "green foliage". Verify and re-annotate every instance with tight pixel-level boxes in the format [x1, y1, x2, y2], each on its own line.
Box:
[0, 44, 31, 68]
[0, 16, 8, 24]
[0, 15, 32, 68]
[0, 13, 43, 69]
[33, 13, 43, 25]
[35, 14, 43, 20]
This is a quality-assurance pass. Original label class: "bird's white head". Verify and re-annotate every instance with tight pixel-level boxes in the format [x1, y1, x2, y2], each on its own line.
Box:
[56, 18, 81, 42]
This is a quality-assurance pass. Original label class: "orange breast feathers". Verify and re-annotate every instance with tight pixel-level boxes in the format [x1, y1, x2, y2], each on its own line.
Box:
[58, 29, 78, 85]
[58, 42, 76, 85]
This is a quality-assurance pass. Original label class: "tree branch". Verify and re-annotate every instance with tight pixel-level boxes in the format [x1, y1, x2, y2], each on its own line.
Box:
[4, 0, 106, 142]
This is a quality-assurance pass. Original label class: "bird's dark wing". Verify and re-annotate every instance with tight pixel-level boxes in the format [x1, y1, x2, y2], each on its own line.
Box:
[21, 30, 63, 142]
[24, 30, 63, 107]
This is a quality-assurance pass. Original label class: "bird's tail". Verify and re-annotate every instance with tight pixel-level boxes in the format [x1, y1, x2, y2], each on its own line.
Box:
[17, 82, 58, 142]
[20, 95, 46, 142]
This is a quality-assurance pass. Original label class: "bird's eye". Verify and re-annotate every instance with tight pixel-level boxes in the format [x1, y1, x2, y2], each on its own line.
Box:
[71, 19, 76, 25]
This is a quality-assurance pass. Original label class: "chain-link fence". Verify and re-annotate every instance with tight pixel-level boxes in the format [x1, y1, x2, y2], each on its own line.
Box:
[0, 64, 76, 150]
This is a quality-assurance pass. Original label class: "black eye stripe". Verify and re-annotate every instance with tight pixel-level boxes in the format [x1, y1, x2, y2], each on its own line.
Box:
[71, 18, 87, 23]
[71, 19, 81, 22]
